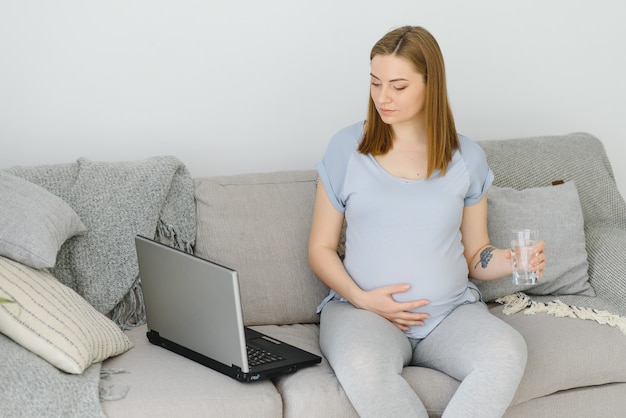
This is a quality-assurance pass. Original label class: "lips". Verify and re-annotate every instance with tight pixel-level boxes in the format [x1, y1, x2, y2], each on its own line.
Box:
[379, 108, 396, 116]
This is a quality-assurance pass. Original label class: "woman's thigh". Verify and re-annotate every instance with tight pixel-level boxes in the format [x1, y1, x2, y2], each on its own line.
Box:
[412, 302, 527, 417]
[320, 300, 428, 418]
[320, 299, 413, 372]
[412, 302, 527, 377]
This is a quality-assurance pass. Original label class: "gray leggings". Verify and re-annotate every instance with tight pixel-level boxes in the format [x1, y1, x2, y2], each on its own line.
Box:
[320, 300, 527, 418]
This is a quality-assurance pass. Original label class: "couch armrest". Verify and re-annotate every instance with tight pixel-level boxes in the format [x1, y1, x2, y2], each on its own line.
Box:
[585, 226, 626, 316]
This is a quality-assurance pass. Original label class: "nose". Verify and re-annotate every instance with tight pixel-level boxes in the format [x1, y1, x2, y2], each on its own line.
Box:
[374, 84, 391, 105]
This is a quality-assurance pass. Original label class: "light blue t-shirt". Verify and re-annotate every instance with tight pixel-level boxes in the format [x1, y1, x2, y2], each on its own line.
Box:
[316, 121, 494, 339]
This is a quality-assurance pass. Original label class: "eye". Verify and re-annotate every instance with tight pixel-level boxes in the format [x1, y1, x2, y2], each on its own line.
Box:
[393, 85, 407, 91]
[370, 81, 381, 87]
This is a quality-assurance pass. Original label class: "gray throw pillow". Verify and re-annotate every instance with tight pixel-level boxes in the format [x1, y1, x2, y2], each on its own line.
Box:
[194, 170, 330, 326]
[0, 172, 87, 268]
[473, 181, 594, 301]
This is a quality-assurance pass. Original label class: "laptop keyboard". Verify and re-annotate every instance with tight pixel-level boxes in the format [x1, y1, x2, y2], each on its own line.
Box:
[247, 346, 284, 366]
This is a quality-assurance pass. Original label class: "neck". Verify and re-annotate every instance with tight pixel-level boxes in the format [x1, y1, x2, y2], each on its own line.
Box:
[391, 120, 427, 146]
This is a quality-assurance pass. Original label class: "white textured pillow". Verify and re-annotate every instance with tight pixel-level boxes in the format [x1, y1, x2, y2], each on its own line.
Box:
[0, 172, 87, 268]
[0, 256, 133, 374]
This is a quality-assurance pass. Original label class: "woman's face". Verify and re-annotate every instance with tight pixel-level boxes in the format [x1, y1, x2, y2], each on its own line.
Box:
[370, 54, 426, 128]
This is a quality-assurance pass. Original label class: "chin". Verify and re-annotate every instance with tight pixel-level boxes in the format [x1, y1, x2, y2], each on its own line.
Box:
[378, 114, 398, 125]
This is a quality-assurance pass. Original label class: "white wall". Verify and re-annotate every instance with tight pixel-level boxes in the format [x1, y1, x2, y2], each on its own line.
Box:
[1, 0, 625, 197]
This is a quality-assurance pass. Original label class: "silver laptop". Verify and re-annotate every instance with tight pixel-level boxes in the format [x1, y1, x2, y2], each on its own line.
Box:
[135, 235, 321, 382]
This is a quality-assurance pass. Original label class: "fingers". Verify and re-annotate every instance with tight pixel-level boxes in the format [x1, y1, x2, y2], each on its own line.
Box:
[396, 310, 430, 325]
[389, 311, 430, 331]
[532, 240, 547, 278]
[365, 284, 430, 330]
[386, 297, 430, 329]
[374, 283, 430, 311]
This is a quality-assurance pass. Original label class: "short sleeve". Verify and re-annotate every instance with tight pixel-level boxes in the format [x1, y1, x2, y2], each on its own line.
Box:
[316, 122, 363, 213]
[459, 135, 494, 206]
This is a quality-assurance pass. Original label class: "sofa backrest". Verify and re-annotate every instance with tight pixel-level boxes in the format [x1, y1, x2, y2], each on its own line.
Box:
[194, 133, 626, 326]
[477, 132, 626, 230]
[194, 170, 329, 326]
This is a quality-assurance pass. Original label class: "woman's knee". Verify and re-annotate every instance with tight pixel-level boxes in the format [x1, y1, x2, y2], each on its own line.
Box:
[499, 326, 528, 373]
[474, 319, 527, 384]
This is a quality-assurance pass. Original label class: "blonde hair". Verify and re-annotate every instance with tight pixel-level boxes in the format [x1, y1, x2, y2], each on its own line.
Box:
[359, 26, 459, 177]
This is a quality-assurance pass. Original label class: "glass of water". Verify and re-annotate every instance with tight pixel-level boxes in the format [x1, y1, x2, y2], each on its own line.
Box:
[511, 229, 539, 285]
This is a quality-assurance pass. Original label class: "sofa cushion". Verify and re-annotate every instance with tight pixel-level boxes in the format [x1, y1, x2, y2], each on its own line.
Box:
[504, 383, 626, 418]
[252, 323, 360, 418]
[0, 172, 87, 269]
[255, 300, 626, 417]
[489, 302, 626, 405]
[102, 324, 282, 418]
[475, 181, 594, 301]
[0, 256, 133, 374]
[194, 171, 329, 325]
[256, 323, 459, 417]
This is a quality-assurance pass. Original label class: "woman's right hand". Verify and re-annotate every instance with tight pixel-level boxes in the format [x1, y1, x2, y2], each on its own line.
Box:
[352, 284, 430, 332]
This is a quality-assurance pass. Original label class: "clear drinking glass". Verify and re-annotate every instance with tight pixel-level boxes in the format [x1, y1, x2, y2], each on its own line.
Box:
[511, 229, 539, 285]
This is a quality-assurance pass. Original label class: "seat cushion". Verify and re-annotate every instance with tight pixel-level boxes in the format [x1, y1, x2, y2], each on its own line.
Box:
[504, 383, 626, 418]
[256, 300, 626, 417]
[102, 324, 282, 418]
[257, 323, 460, 417]
[103, 304, 626, 417]
[489, 302, 626, 405]
[252, 323, 360, 418]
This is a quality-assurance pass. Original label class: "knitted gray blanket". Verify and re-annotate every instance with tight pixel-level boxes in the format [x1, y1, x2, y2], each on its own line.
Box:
[2, 156, 196, 416]
[0, 333, 105, 417]
[6, 156, 196, 327]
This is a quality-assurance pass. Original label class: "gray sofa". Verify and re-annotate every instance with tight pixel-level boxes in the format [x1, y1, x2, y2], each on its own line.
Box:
[3, 132, 626, 417]
[102, 132, 626, 417]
